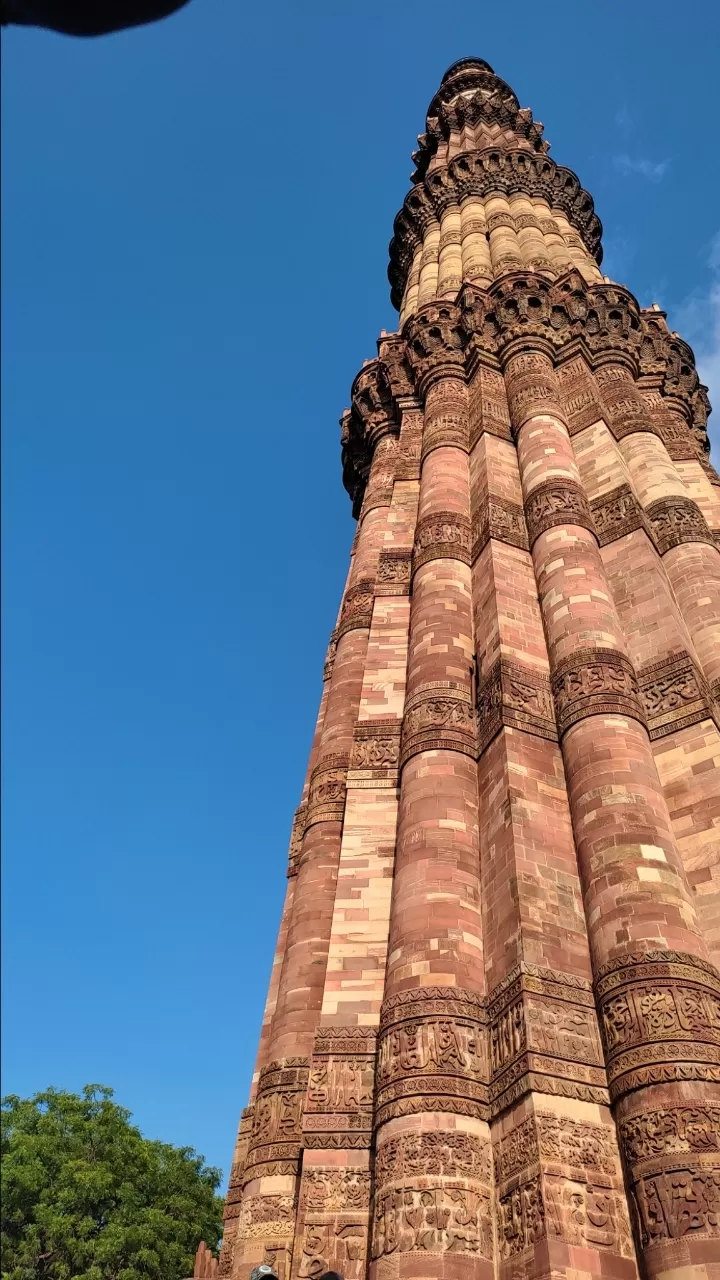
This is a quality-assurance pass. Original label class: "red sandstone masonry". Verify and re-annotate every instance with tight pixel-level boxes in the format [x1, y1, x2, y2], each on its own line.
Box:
[221, 57, 720, 1280]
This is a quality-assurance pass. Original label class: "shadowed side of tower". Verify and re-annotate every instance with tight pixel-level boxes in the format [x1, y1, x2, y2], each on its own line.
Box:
[219, 56, 720, 1280]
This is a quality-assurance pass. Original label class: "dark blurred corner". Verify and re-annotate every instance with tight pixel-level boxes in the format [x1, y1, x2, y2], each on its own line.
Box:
[1, 0, 191, 35]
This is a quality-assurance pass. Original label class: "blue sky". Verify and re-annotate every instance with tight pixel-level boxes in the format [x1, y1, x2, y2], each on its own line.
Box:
[3, 0, 719, 1184]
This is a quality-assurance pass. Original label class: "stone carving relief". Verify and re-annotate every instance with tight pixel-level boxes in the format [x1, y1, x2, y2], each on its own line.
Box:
[645, 495, 716, 555]
[296, 1220, 368, 1280]
[375, 1130, 492, 1184]
[376, 987, 488, 1123]
[595, 951, 720, 1099]
[488, 966, 608, 1111]
[372, 1185, 493, 1260]
[235, 1194, 297, 1242]
[468, 364, 512, 445]
[620, 1107, 720, 1163]
[476, 657, 556, 754]
[633, 1169, 720, 1244]
[524, 478, 596, 546]
[375, 549, 411, 593]
[637, 651, 716, 739]
[498, 1175, 545, 1256]
[301, 1169, 372, 1213]
[287, 804, 306, 878]
[404, 303, 467, 391]
[242, 1058, 309, 1184]
[412, 511, 472, 570]
[471, 495, 529, 559]
[323, 630, 337, 683]
[401, 683, 476, 765]
[349, 721, 401, 774]
[303, 1027, 376, 1150]
[306, 756, 348, 827]
[336, 579, 375, 638]
[551, 647, 644, 734]
[590, 483, 646, 545]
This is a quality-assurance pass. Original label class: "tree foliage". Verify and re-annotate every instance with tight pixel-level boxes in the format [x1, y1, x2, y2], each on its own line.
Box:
[1, 1085, 223, 1280]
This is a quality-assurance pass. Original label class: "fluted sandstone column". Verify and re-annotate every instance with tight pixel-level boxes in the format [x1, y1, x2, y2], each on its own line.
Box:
[595, 360, 720, 694]
[505, 341, 720, 1280]
[372, 327, 495, 1280]
[468, 362, 636, 1279]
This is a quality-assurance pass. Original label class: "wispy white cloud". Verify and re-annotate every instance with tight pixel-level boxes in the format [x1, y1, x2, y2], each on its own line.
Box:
[612, 154, 669, 182]
[673, 232, 720, 451]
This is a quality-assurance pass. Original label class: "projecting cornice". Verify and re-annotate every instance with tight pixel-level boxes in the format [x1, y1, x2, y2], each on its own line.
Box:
[388, 149, 603, 311]
[341, 270, 712, 512]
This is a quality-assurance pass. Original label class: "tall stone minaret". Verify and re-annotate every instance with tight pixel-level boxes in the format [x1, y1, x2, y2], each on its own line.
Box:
[219, 57, 720, 1280]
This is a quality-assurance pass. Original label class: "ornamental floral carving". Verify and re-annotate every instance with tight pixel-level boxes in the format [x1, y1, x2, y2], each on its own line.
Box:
[551, 647, 644, 734]
[524, 478, 595, 546]
[620, 1107, 720, 1162]
[301, 1169, 371, 1213]
[375, 549, 411, 592]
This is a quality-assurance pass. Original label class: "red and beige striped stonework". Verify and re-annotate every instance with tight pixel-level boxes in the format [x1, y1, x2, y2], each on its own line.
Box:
[216, 57, 720, 1280]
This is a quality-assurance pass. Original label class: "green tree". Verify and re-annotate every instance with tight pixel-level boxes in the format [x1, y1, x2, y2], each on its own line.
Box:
[1, 1085, 223, 1280]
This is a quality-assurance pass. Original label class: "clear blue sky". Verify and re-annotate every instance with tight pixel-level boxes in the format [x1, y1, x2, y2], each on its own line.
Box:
[3, 0, 719, 1185]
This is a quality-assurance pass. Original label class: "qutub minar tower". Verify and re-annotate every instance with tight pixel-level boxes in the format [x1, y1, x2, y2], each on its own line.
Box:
[217, 58, 720, 1280]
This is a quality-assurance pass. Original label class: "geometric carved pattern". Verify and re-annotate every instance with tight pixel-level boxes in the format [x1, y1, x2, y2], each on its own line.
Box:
[590, 483, 647, 546]
[294, 1169, 371, 1280]
[595, 951, 720, 1101]
[524, 477, 596, 546]
[637, 651, 717, 739]
[477, 658, 557, 754]
[471, 494, 529, 560]
[552, 647, 644, 734]
[645, 495, 716, 555]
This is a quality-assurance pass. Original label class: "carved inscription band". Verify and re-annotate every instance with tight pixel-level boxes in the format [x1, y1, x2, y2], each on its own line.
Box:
[306, 755, 348, 827]
[524, 477, 596, 546]
[595, 951, 720, 1101]
[551, 647, 644, 734]
[400, 682, 476, 765]
[477, 658, 557, 754]
[413, 511, 472, 572]
[243, 1057, 310, 1185]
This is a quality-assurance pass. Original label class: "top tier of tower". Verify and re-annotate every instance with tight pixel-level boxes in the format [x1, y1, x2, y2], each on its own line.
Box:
[389, 58, 605, 317]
